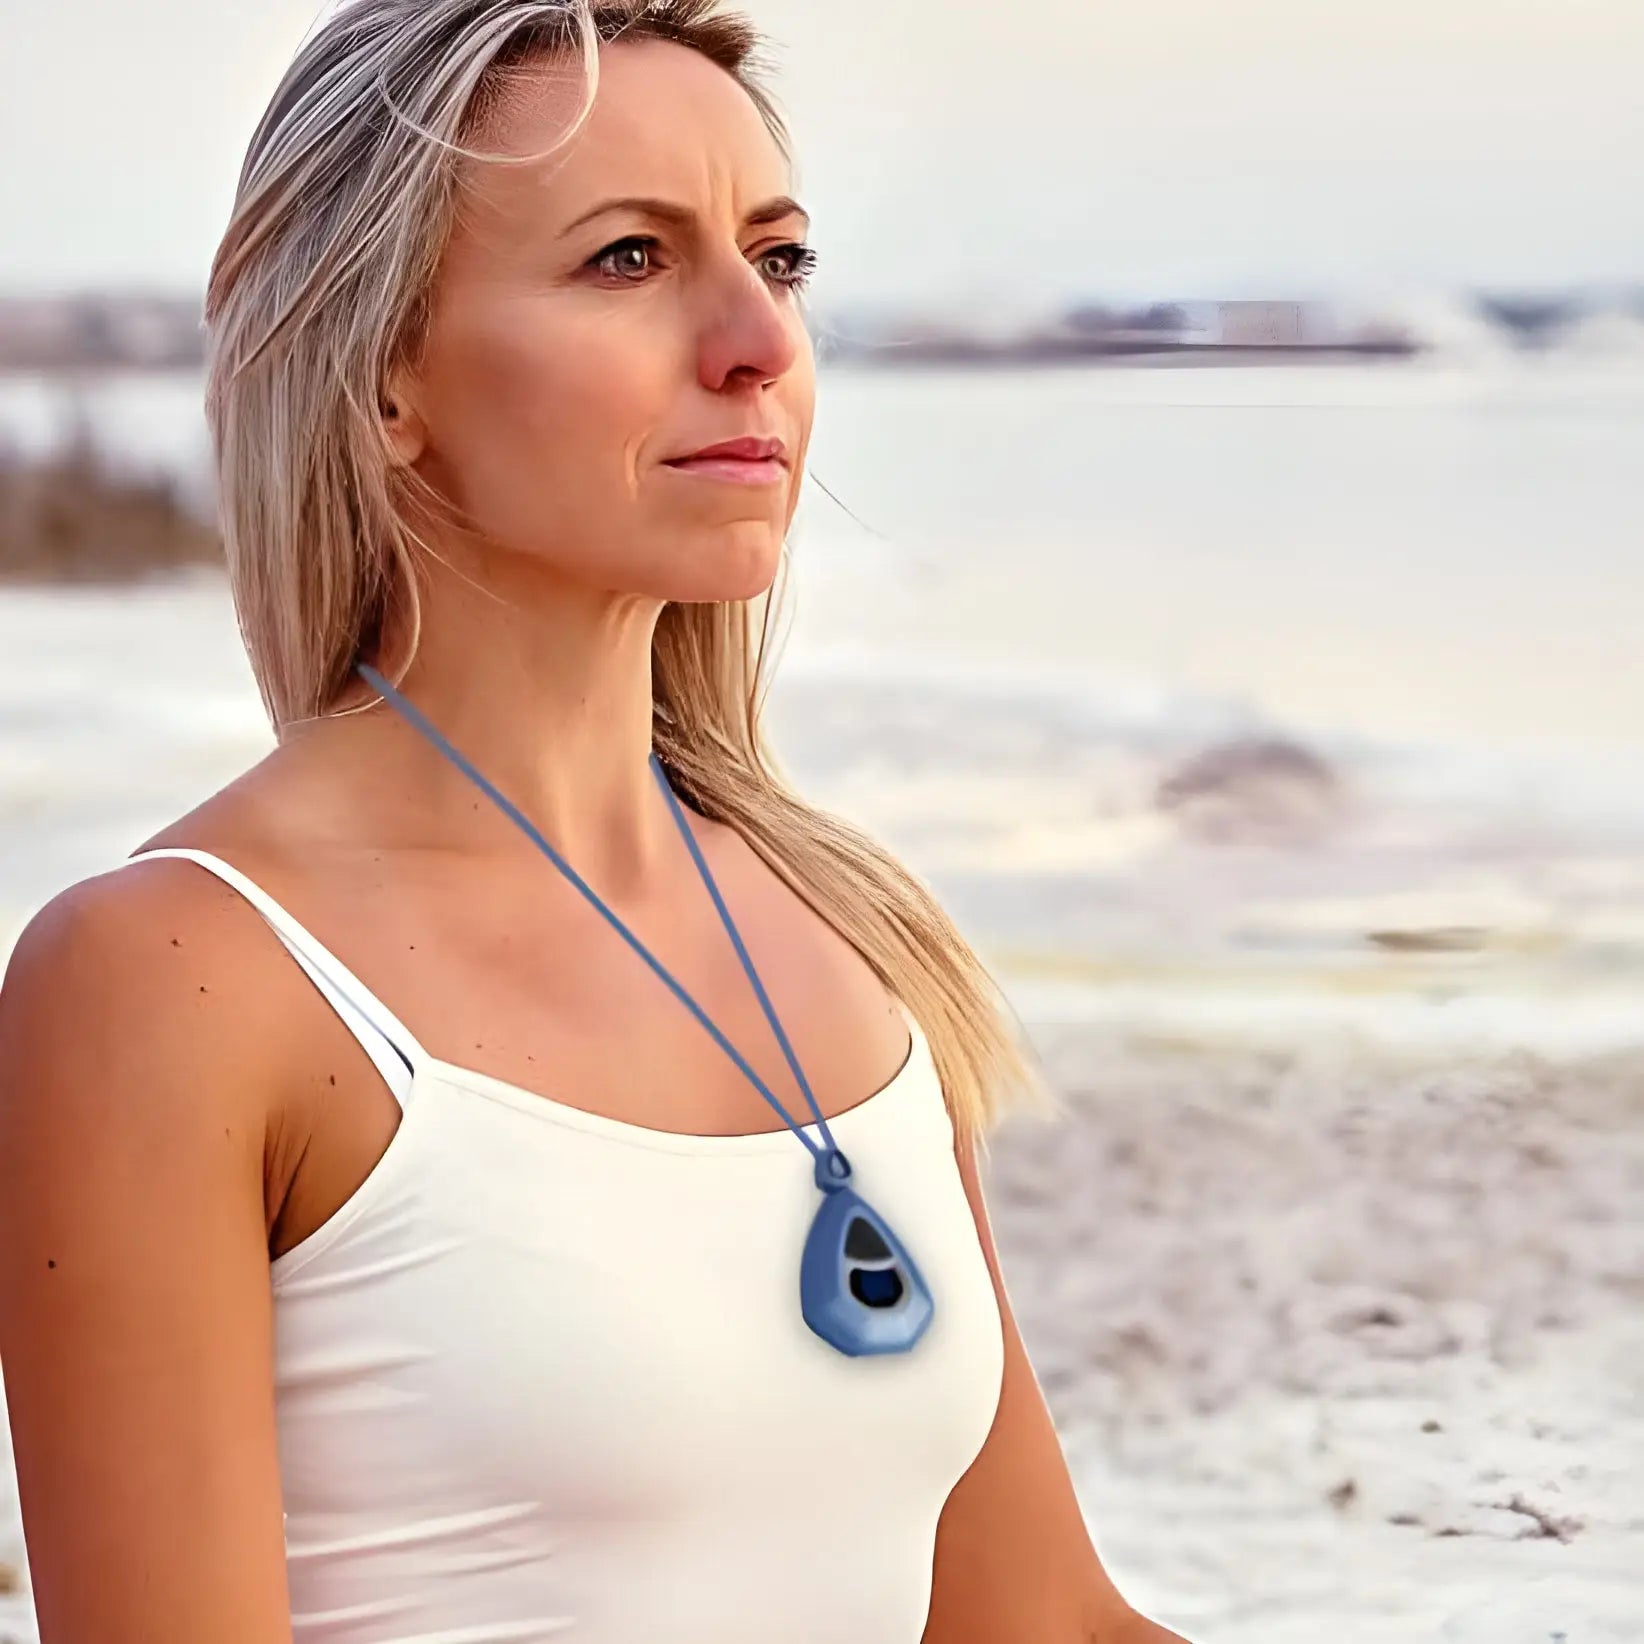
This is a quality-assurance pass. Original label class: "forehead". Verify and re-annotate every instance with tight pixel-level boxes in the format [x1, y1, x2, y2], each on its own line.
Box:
[461, 37, 789, 228]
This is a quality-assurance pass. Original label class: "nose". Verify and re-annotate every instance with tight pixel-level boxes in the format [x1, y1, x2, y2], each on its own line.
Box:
[691, 253, 803, 392]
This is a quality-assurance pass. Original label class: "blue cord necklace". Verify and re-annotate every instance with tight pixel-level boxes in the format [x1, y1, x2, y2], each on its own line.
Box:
[354, 662, 935, 1358]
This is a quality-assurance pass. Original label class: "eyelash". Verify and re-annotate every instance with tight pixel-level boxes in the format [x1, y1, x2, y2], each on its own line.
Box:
[588, 236, 819, 292]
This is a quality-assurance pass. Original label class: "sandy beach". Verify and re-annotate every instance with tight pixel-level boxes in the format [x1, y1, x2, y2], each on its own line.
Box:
[990, 1020, 1642, 1642]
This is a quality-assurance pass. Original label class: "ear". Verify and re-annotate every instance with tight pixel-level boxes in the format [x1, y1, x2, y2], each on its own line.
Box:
[380, 366, 428, 468]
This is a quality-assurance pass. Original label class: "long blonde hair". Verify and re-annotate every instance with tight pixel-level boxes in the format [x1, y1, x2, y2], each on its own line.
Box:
[204, 0, 1058, 1145]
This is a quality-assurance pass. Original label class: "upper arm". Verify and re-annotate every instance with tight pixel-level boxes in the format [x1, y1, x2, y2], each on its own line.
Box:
[923, 1119, 1155, 1644]
[0, 871, 295, 1643]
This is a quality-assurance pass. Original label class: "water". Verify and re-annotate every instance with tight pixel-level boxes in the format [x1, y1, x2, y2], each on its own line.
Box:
[782, 355, 1644, 1052]
[2, 351, 1642, 1053]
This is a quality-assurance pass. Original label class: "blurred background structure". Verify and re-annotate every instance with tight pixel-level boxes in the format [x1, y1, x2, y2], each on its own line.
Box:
[1, 3, 1641, 1640]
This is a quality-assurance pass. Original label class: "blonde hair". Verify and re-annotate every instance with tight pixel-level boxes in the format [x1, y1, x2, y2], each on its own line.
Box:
[204, 0, 1058, 1145]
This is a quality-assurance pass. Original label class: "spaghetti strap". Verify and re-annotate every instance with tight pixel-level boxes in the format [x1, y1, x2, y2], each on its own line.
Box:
[122, 847, 424, 1107]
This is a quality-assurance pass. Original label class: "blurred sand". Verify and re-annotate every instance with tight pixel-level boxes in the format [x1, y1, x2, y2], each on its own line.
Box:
[987, 1020, 1642, 1642]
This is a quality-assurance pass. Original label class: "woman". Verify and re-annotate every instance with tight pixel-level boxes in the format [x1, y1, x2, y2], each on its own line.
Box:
[0, 3, 1189, 1640]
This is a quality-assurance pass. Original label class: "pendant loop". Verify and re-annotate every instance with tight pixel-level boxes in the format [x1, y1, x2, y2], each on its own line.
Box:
[814, 1146, 853, 1193]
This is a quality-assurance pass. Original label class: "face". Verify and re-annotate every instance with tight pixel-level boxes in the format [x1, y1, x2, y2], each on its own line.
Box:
[385, 38, 816, 605]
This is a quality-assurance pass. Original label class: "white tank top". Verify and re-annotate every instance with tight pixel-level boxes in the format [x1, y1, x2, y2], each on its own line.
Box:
[124, 847, 1006, 1643]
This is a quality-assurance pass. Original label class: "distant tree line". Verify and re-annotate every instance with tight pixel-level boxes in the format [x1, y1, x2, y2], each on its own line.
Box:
[0, 294, 205, 372]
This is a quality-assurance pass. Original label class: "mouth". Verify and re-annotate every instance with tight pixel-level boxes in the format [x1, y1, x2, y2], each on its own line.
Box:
[661, 451, 788, 486]
[662, 434, 789, 485]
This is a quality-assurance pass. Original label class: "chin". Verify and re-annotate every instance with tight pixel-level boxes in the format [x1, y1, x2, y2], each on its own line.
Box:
[662, 531, 784, 605]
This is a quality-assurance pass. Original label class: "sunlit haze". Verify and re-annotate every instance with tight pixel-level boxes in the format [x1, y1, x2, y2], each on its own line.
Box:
[3, 0, 1639, 303]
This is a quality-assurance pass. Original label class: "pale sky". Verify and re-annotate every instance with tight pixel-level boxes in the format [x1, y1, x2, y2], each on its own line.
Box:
[2, 0, 1640, 306]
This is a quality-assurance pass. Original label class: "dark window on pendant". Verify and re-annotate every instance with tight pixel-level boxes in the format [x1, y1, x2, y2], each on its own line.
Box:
[844, 1216, 893, 1261]
[850, 1267, 905, 1308]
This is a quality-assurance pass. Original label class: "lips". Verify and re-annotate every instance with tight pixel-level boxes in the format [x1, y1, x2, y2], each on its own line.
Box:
[665, 435, 787, 466]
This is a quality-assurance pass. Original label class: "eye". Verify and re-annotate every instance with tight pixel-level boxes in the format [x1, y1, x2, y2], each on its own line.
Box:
[759, 242, 819, 292]
[589, 236, 662, 282]
[587, 236, 819, 291]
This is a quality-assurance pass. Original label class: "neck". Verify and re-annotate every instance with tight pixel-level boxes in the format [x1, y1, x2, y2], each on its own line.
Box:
[310, 554, 688, 901]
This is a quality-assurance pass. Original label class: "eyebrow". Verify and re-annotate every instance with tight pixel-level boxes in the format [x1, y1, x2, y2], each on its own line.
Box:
[559, 194, 811, 238]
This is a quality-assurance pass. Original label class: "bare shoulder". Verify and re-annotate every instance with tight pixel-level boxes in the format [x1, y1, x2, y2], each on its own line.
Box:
[0, 842, 326, 1234]
[0, 848, 306, 1295]
[1, 845, 297, 1114]
[0, 859, 300, 1637]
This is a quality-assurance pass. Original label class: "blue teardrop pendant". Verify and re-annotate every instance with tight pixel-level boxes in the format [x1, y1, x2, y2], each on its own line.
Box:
[800, 1147, 935, 1356]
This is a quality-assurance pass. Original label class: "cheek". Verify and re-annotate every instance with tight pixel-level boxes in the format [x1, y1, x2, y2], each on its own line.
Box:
[420, 302, 665, 537]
